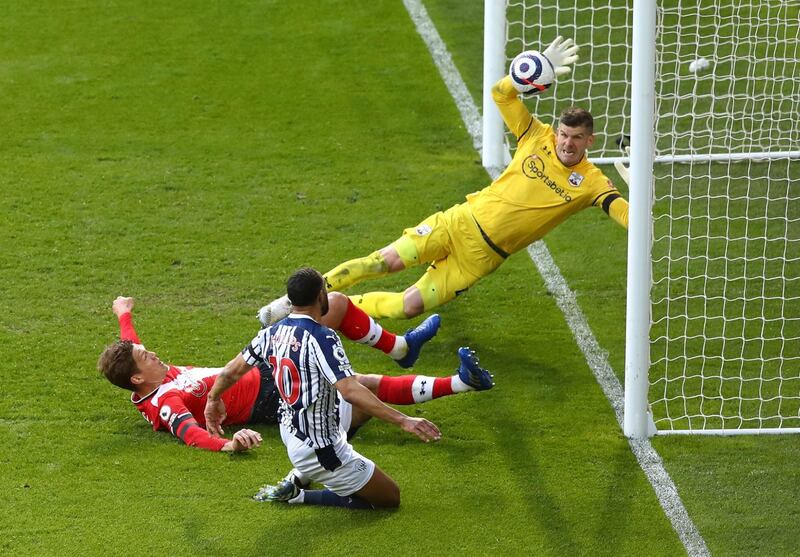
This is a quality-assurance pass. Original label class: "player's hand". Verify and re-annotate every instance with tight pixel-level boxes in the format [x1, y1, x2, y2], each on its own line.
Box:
[614, 146, 631, 186]
[542, 36, 579, 77]
[222, 428, 263, 452]
[204, 398, 227, 436]
[112, 296, 135, 317]
[400, 417, 441, 443]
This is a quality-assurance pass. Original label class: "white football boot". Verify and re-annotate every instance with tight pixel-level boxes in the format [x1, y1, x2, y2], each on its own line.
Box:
[257, 294, 292, 327]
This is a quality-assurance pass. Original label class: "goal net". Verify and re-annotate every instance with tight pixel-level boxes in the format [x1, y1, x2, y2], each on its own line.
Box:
[484, 0, 800, 434]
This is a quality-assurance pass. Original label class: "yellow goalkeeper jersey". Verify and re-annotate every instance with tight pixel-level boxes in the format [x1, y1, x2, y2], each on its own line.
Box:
[466, 76, 627, 256]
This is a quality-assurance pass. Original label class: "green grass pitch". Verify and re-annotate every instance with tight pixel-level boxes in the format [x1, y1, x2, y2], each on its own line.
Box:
[0, 1, 797, 555]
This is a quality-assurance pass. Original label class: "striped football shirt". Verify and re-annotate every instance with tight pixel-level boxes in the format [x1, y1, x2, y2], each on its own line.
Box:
[241, 313, 354, 449]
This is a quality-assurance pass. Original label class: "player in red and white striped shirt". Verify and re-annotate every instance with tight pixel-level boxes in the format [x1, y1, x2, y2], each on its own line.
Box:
[98, 295, 494, 452]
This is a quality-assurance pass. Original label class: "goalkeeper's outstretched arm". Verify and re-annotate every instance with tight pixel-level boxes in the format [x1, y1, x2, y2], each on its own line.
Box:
[607, 196, 629, 229]
[492, 36, 579, 139]
[491, 76, 534, 139]
[607, 146, 631, 228]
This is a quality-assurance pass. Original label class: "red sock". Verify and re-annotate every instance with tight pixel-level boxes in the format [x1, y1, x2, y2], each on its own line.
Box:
[432, 377, 454, 398]
[338, 298, 396, 354]
[377, 375, 416, 404]
[377, 375, 455, 404]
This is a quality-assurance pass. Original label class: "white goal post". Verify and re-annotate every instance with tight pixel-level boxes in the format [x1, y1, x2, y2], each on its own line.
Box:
[483, 0, 800, 437]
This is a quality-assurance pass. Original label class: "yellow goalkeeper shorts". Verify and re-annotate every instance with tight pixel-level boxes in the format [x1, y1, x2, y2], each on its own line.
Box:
[396, 203, 506, 307]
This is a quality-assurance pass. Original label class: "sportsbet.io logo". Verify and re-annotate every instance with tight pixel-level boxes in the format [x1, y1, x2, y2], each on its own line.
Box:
[522, 155, 573, 202]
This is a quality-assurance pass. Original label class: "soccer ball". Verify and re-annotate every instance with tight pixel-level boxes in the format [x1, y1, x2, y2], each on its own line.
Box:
[509, 50, 555, 96]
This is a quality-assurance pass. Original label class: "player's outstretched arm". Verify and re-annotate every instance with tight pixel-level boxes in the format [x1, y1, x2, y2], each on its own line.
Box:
[112, 295, 141, 344]
[605, 146, 630, 229]
[542, 36, 579, 77]
[112, 296, 134, 317]
[205, 354, 252, 436]
[614, 146, 631, 188]
[491, 76, 535, 139]
[494, 36, 579, 140]
[221, 429, 263, 453]
[335, 376, 441, 443]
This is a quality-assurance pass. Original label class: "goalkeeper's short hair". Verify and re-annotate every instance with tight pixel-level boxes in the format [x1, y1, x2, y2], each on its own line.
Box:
[559, 107, 593, 134]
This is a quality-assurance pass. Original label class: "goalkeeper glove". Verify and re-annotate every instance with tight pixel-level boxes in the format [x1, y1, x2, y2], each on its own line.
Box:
[614, 146, 631, 187]
[542, 36, 579, 77]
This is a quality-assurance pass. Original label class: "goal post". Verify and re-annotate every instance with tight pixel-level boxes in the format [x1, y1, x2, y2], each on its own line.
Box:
[623, 0, 657, 439]
[482, 0, 508, 170]
[483, 0, 800, 437]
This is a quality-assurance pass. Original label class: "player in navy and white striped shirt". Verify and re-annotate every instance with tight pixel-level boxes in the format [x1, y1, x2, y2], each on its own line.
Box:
[242, 314, 356, 449]
[206, 268, 441, 509]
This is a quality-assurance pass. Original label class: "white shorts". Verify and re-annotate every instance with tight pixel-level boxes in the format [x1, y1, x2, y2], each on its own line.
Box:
[337, 393, 353, 433]
[280, 424, 375, 496]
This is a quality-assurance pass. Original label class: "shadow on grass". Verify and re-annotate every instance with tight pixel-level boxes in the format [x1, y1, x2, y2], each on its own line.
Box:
[181, 497, 397, 557]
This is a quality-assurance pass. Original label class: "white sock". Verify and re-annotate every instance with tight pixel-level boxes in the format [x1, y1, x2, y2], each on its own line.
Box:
[410, 376, 437, 402]
[352, 320, 408, 361]
[354, 320, 384, 347]
[451, 375, 473, 393]
[288, 490, 305, 505]
[284, 467, 309, 487]
[388, 336, 408, 360]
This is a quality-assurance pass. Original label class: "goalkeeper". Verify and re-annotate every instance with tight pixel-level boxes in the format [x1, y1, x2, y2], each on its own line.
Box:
[260, 36, 629, 321]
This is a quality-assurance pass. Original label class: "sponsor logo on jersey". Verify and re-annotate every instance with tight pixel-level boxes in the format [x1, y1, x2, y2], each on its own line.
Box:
[568, 171, 584, 187]
[415, 224, 432, 236]
[522, 155, 573, 202]
[174, 374, 208, 398]
[354, 459, 367, 472]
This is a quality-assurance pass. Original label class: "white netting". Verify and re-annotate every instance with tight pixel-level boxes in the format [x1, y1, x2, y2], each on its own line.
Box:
[650, 1, 800, 431]
[503, 0, 800, 431]
[505, 0, 633, 158]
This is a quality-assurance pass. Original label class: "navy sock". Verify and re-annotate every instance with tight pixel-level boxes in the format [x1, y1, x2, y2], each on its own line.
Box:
[302, 489, 373, 509]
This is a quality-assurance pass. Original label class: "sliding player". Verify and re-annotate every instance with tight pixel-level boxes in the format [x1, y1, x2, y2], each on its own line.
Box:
[206, 268, 460, 509]
[98, 295, 493, 453]
[258, 36, 629, 322]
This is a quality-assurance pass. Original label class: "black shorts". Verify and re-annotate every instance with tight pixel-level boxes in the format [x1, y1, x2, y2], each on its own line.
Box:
[248, 364, 281, 424]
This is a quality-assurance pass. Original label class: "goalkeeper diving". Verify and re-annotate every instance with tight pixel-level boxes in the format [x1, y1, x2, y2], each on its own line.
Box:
[260, 36, 630, 323]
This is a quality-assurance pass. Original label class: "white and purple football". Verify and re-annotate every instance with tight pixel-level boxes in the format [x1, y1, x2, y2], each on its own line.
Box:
[509, 50, 555, 96]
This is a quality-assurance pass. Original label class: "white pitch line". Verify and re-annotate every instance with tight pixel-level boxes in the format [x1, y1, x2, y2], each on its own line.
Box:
[402, 1, 710, 555]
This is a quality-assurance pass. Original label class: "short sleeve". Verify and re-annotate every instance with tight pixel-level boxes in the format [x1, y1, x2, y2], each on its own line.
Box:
[242, 328, 272, 367]
[311, 330, 354, 385]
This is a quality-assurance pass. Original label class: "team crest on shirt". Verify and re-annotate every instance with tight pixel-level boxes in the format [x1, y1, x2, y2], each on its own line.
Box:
[568, 171, 584, 187]
[415, 224, 432, 236]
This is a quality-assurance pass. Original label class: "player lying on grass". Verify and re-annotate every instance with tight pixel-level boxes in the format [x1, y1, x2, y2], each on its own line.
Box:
[98, 295, 493, 453]
[258, 36, 629, 323]
[206, 268, 474, 509]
